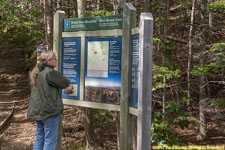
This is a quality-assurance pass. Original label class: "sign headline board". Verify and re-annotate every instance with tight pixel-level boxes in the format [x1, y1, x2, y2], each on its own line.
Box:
[64, 15, 123, 31]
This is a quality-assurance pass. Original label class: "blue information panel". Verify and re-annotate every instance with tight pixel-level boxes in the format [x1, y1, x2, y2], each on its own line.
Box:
[85, 37, 122, 104]
[130, 34, 139, 108]
[61, 38, 81, 100]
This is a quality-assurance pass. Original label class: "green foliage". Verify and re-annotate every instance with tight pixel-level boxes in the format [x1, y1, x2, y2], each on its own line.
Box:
[192, 63, 225, 77]
[175, 116, 205, 128]
[207, 0, 225, 13]
[209, 43, 225, 52]
[0, 0, 44, 69]
[15, 22, 44, 45]
[153, 38, 164, 45]
[85, 11, 114, 17]
[94, 110, 113, 128]
[192, 43, 225, 77]
[176, 0, 189, 5]
[211, 99, 225, 109]
[153, 38, 173, 47]
[153, 65, 180, 79]
[151, 102, 189, 146]
[0, 0, 44, 40]
[192, 64, 216, 76]
[151, 102, 204, 146]
[180, 90, 194, 103]
[152, 65, 180, 91]
[181, 96, 193, 103]
[148, 2, 161, 10]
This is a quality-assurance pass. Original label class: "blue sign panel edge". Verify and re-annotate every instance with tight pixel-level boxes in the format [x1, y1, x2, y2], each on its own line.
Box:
[130, 34, 139, 108]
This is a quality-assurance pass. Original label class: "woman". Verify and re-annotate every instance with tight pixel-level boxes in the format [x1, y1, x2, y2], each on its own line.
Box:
[27, 50, 69, 150]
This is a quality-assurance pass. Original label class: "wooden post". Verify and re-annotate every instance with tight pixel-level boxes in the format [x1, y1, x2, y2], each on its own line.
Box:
[137, 13, 154, 150]
[53, 10, 65, 150]
[53, 10, 65, 72]
[120, 3, 136, 150]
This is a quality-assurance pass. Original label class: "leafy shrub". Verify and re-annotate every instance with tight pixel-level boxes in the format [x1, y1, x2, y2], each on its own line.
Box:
[0, 0, 44, 69]
[192, 43, 225, 77]
[207, 0, 225, 13]
[94, 109, 113, 129]
[152, 64, 180, 91]
[211, 99, 225, 109]
[85, 11, 113, 17]
[151, 101, 189, 146]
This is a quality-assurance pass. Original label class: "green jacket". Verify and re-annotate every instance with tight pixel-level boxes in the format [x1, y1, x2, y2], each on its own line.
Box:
[27, 63, 70, 120]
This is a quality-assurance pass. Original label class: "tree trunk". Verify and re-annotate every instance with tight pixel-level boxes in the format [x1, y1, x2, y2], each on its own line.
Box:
[77, 0, 86, 18]
[144, 0, 150, 12]
[97, 0, 100, 11]
[73, 0, 78, 18]
[113, 0, 125, 15]
[67, 0, 71, 17]
[209, 0, 213, 29]
[162, 0, 169, 113]
[55, 0, 60, 9]
[199, 0, 208, 141]
[44, 0, 53, 50]
[188, 0, 196, 110]
[43, 0, 47, 45]
[84, 108, 97, 149]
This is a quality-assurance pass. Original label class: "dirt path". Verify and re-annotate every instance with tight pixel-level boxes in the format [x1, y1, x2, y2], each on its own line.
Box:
[0, 43, 36, 150]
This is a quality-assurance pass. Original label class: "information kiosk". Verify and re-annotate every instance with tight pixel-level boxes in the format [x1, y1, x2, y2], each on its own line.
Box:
[53, 3, 153, 150]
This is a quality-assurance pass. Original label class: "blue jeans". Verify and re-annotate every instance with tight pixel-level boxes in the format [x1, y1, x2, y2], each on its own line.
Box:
[34, 115, 59, 150]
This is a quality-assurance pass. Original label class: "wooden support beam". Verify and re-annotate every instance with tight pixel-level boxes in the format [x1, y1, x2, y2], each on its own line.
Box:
[53, 10, 65, 73]
[53, 10, 65, 150]
[120, 3, 136, 150]
[137, 13, 153, 150]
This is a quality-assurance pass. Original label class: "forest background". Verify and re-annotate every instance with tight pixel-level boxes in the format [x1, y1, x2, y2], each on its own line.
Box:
[0, 0, 225, 149]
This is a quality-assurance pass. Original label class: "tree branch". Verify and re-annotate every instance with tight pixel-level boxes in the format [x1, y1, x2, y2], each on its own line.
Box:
[166, 36, 188, 44]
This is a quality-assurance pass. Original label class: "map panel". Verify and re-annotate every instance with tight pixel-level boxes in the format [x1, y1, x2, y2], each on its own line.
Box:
[87, 41, 109, 78]
[85, 37, 122, 105]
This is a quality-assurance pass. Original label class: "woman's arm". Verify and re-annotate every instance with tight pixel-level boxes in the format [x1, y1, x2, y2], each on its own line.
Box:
[46, 70, 70, 89]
